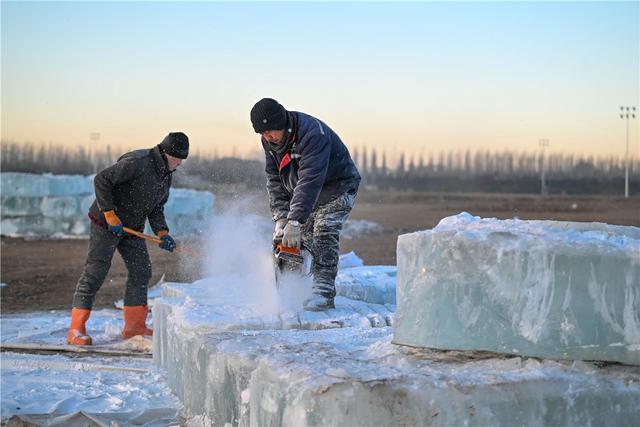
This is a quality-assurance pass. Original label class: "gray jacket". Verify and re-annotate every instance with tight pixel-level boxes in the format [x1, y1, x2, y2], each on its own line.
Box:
[89, 145, 172, 233]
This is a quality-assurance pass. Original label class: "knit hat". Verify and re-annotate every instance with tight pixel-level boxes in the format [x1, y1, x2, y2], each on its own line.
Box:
[160, 132, 189, 159]
[250, 98, 287, 133]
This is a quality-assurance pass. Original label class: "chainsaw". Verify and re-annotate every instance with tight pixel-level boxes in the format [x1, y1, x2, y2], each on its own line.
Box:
[273, 239, 312, 288]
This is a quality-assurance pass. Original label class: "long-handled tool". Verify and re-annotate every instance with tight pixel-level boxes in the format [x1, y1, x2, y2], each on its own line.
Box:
[123, 227, 200, 258]
[123, 227, 163, 244]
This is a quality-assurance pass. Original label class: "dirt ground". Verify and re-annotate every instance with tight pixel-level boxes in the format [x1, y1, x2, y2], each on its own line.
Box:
[2, 192, 639, 313]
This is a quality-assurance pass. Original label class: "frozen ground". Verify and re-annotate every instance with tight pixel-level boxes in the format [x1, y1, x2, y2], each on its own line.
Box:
[0, 309, 181, 424]
[1, 352, 181, 425]
[1, 308, 152, 351]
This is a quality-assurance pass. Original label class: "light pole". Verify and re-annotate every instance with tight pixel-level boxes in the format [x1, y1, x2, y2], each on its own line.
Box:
[539, 138, 549, 196]
[620, 106, 636, 198]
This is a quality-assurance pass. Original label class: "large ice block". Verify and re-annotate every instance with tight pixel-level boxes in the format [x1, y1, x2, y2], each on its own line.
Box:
[155, 310, 640, 426]
[1, 172, 93, 197]
[154, 274, 640, 425]
[394, 212, 640, 365]
[336, 265, 397, 305]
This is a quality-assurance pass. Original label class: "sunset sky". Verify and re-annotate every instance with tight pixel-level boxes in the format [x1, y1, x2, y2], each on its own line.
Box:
[2, 1, 638, 162]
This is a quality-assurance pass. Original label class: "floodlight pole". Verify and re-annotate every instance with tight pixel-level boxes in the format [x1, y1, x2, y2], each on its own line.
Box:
[620, 106, 637, 198]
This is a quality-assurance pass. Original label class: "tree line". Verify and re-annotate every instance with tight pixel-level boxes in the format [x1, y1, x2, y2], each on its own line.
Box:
[1, 141, 638, 195]
[353, 147, 639, 180]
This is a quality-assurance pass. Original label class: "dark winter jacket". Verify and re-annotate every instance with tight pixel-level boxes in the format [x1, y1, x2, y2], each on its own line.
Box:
[89, 145, 172, 233]
[262, 111, 360, 223]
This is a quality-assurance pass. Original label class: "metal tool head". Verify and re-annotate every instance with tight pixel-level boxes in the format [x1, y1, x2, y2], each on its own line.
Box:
[273, 240, 312, 288]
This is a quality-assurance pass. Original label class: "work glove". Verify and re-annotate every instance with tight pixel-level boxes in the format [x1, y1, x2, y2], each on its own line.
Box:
[282, 220, 301, 248]
[104, 210, 124, 238]
[159, 234, 177, 252]
[273, 218, 287, 240]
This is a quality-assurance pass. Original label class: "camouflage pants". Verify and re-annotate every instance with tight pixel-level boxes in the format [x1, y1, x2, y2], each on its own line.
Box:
[72, 223, 152, 309]
[301, 191, 357, 298]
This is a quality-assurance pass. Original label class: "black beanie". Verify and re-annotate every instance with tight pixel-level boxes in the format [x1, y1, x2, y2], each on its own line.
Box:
[160, 132, 189, 159]
[250, 98, 287, 133]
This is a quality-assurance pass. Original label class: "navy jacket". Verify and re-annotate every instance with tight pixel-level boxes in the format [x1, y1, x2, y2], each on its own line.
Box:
[262, 111, 360, 223]
[89, 145, 172, 233]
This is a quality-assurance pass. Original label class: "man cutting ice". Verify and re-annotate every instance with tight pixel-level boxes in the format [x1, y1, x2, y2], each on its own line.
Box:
[251, 98, 361, 311]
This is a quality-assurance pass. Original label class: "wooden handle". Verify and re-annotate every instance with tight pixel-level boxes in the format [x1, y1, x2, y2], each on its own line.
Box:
[123, 227, 163, 244]
[123, 227, 204, 259]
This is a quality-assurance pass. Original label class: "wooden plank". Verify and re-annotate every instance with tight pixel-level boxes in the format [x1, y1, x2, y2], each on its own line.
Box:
[0, 342, 152, 358]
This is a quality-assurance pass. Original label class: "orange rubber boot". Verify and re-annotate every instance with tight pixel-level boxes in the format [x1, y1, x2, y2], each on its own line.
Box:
[67, 308, 92, 345]
[122, 305, 153, 339]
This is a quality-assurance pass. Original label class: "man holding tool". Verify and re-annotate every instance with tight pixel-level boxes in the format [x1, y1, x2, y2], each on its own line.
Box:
[66, 132, 188, 345]
[251, 98, 360, 311]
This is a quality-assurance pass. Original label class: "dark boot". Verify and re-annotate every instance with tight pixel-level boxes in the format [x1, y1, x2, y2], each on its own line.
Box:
[122, 305, 153, 338]
[67, 308, 92, 345]
[303, 283, 335, 311]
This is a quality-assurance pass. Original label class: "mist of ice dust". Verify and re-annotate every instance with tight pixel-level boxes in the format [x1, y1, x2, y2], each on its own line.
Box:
[202, 197, 312, 315]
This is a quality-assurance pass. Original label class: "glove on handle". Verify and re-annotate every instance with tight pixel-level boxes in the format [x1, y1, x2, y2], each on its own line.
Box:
[104, 210, 124, 238]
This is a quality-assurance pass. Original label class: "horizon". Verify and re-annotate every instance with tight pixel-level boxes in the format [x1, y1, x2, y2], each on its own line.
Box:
[1, 1, 638, 161]
[2, 139, 638, 170]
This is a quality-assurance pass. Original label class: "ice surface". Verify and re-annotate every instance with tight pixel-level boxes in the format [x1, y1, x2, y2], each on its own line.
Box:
[336, 265, 397, 304]
[1, 172, 93, 197]
[154, 276, 394, 336]
[0, 172, 214, 237]
[1, 352, 181, 423]
[155, 321, 640, 426]
[0, 310, 180, 423]
[395, 212, 640, 365]
[153, 270, 640, 425]
[0, 309, 151, 349]
[337, 251, 364, 269]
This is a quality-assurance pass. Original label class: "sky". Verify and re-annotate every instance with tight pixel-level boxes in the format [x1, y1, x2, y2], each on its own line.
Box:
[1, 1, 638, 162]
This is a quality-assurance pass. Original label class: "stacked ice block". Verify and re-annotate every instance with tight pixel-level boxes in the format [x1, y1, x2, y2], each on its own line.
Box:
[154, 252, 640, 425]
[0, 172, 214, 237]
[394, 212, 640, 365]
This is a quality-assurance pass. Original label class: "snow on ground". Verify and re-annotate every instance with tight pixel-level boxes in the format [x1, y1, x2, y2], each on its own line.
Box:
[0, 308, 183, 423]
[1, 352, 181, 424]
[1, 309, 148, 349]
